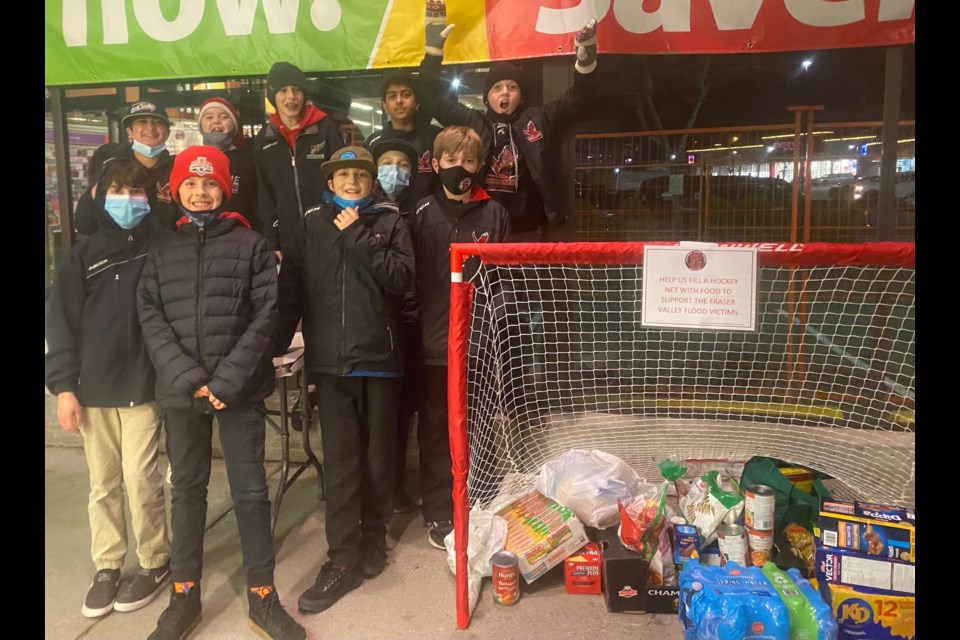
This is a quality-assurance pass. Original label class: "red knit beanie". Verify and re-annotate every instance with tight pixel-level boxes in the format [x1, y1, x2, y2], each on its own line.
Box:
[198, 97, 244, 147]
[170, 146, 233, 203]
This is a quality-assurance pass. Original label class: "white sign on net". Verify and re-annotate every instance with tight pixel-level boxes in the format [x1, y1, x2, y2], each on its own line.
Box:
[641, 244, 758, 331]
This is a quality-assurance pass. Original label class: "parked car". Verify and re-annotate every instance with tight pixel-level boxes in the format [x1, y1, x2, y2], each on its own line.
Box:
[810, 173, 857, 203]
[852, 171, 915, 209]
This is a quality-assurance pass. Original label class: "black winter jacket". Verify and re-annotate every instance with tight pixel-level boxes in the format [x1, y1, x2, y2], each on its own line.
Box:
[224, 141, 262, 235]
[137, 212, 279, 411]
[419, 54, 593, 235]
[365, 120, 442, 207]
[298, 195, 415, 376]
[412, 187, 510, 366]
[45, 202, 169, 407]
[74, 143, 178, 234]
[253, 108, 344, 267]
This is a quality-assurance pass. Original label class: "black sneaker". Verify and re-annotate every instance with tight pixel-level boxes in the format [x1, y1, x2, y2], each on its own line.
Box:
[248, 586, 305, 640]
[297, 562, 363, 614]
[360, 534, 388, 579]
[81, 568, 121, 618]
[426, 521, 453, 550]
[148, 582, 202, 640]
[114, 562, 171, 612]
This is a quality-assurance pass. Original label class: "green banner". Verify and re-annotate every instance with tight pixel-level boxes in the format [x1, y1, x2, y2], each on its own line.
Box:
[45, 0, 389, 86]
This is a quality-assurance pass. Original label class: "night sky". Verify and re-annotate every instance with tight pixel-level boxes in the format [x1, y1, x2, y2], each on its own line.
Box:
[580, 44, 914, 131]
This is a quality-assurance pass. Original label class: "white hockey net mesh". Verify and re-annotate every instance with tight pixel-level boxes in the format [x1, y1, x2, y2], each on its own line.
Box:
[458, 243, 915, 510]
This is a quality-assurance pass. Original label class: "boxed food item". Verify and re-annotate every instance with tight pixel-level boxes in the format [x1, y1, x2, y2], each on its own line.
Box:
[815, 545, 915, 596]
[597, 527, 679, 613]
[815, 580, 915, 640]
[565, 542, 602, 595]
[819, 501, 915, 563]
[497, 489, 589, 584]
[778, 466, 815, 493]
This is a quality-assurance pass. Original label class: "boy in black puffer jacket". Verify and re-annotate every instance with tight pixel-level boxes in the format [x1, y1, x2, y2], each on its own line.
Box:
[293, 146, 415, 616]
[136, 146, 304, 640]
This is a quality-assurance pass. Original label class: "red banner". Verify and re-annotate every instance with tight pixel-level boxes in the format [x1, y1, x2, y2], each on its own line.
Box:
[484, 0, 915, 59]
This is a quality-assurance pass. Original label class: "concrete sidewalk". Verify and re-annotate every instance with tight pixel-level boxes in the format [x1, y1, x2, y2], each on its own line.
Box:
[44, 443, 683, 640]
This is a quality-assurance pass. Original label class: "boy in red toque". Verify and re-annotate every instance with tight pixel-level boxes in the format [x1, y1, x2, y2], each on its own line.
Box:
[137, 146, 305, 640]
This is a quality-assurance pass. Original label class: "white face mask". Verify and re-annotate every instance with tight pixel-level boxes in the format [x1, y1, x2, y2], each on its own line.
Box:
[131, 140, 167, 158]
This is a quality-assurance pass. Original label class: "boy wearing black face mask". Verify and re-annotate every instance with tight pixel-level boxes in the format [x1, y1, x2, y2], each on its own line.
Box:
[295, 146, 415, 615]
[196, 97, 262, 234]
[46, 158, 172, 620]
[410, 125, 509, 549]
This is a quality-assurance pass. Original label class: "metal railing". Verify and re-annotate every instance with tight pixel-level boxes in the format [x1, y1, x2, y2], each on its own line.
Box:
[573, 120, 915, 243]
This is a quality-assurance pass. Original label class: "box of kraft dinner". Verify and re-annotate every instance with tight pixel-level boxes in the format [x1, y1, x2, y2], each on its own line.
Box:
[818, 501, 915, 563]
[595, 527, 679, 613]
[813, 578, 915, 640]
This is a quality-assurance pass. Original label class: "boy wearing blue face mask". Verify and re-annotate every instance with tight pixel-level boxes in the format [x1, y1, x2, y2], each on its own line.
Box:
[74, 100, 180, 235]
[295, 146, 415, 615]
[46, 158, 172, 620]
[372, 139, 423, 514]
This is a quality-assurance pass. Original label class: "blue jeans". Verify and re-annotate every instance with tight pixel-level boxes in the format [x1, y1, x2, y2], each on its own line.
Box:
[164, 402, 275, 587]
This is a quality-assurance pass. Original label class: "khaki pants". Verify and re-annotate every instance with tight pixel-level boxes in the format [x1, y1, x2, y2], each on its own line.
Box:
[80, 403, 170, 571]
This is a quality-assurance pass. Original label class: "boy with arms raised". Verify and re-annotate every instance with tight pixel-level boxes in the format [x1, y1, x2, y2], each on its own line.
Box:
[411, 126, 509, 548]
[419, 1, 599, 240]
[294, 146, 415, 614]
[137, 146, 305, 640]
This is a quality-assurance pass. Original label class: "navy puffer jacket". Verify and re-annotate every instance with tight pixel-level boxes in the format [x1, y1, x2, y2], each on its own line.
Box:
[137, 212, 279, 410]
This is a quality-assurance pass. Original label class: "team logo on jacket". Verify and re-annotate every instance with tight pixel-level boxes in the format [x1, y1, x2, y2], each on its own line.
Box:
[306, 142, 327, 160]
[189, 157, 214, 176]
[156, 181, 172, 203]
[524, 121, 543, 142]
[418, 150, 432, 173]
[472, 231, 490, 243]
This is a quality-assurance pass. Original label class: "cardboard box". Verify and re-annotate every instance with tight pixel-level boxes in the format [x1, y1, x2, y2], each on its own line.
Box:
[778, 466, 815, 493]
[815, 580, 915, 640]
[497, 490, 589, 584]
[815, 544, 915, 596]
[596, 528, 679, 614]
[819, 501, 915, 563]
[565, 542, 602, 595]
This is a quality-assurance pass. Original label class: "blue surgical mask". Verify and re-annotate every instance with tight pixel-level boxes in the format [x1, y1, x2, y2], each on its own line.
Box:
[131, 140, 167, 158]
[103, 194, 151, 229]
[377, 165, 412, 199]
[332, 194, 374, 211]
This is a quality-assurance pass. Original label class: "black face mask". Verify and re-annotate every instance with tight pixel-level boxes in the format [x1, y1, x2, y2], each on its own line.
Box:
[438, 165, 477, 196]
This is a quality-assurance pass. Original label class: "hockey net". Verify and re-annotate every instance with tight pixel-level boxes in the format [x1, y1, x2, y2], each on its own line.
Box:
[447, 241, 914, 628]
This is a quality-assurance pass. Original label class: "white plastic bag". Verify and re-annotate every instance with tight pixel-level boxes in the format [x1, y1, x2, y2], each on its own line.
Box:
[535, 449, 646, 529]
[444, 507, 508, 617]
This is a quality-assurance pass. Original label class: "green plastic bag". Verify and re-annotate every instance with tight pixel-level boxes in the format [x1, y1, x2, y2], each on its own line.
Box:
[740, 457, 832, 532]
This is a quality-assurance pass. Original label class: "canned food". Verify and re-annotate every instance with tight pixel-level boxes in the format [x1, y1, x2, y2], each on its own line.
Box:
[744, 484, 776, 531]
[491, 551, 520, 606]
[747, 528, 774, 567]
[716, 523, 748, 567]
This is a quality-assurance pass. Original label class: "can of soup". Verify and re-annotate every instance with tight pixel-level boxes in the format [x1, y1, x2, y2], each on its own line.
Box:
[716, 523, 749, 567]
[747, 527, 774, 567]
[744, 484, 776, 531]
[491, 551, 520, 606]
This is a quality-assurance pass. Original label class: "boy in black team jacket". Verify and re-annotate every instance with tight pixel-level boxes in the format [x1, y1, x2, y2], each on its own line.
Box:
[372, 138, 423, 514]
[418, 1, 599, 241]
[45, 158, 172, 620]
[295, 146, 415, 615]
[412, 126, 509, 549]
[137, 146, 304, 640]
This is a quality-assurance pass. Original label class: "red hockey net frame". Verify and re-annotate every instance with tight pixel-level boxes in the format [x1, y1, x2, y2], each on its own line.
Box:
[447, 241, 914, 628]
